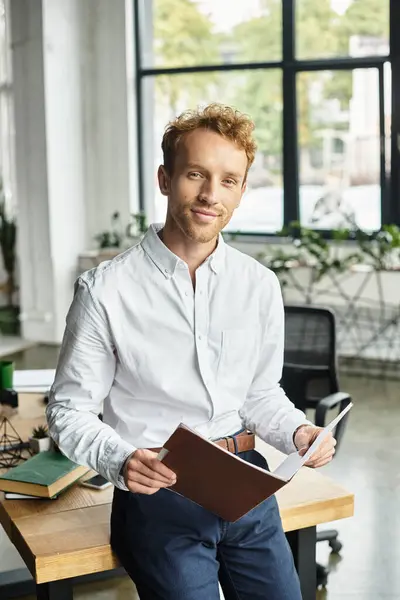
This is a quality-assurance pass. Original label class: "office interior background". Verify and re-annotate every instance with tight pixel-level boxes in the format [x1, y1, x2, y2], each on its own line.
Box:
[0, 1, 399, 599]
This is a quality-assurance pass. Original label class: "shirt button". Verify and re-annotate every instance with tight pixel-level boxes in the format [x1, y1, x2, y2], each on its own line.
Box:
[198, 335, 202, 340]
[185, 291, 189, 296]
[164, 268, 169, 274]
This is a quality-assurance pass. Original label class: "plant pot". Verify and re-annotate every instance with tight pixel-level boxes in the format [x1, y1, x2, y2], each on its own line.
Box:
[0, 305, 20, 335]
[29, 436, 52, 454]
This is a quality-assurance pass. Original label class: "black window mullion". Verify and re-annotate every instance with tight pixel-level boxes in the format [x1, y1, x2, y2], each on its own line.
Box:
[390, 0, 400, 225]
[282, 0, 299, 226]
[134, 0, 145, 211]
[379, 64, 388, 226]
[294, 56, 388, 72]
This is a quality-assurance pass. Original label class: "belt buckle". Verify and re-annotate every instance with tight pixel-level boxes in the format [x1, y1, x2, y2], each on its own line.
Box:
[224, 435, 239, 455]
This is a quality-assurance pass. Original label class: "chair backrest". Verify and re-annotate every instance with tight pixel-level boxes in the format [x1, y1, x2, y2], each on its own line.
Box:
[282, 304, 340, 414]
[282, 305, 349, 451]
[283, 305, 336, 371]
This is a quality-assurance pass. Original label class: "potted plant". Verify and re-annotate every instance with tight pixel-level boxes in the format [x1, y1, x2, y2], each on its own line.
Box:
[94, 211, 148, 256]
[94, 211, 124, 251]
[125, 211, 148, 243]
[29, 424, 52, 454]
[0, 181, 19, 335]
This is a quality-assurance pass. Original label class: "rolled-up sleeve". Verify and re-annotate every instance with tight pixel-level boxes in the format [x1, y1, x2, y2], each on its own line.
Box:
[46, 277, 136, 488]
[239, 272, 311, 454]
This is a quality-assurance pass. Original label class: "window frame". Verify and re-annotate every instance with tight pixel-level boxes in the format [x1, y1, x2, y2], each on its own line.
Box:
[134, 0, 398, 236]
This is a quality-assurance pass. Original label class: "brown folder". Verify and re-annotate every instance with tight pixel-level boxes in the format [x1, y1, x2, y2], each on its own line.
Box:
[159, 404, 353, 521]
[158, 424, 287, 522]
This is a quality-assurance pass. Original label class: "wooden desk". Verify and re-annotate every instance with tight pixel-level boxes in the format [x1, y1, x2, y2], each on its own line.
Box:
[0, 394, 354, 600]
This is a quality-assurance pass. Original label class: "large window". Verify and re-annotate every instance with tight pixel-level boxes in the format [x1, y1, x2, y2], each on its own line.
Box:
[296, 0, 389, 60]
[298, 68, 384, 230]
[143, 0, 282, 68]
[151, 69, 283, 232]
[135, 0, 396, 234]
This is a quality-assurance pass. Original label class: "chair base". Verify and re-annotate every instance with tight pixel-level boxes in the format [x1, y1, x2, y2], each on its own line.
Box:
[316, 562, 329, 588]
[317, 529, 343, 553]
[315, 529, 343, 588]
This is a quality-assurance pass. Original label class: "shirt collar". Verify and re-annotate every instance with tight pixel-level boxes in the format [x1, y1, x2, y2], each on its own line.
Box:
[141, 223, 225, 278]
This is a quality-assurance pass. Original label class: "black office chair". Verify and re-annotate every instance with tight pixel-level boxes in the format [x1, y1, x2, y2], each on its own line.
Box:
[281, 305, 352, 588]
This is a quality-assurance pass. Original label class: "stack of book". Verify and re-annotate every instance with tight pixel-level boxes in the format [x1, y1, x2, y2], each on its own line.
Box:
[0, 451, 89, 500]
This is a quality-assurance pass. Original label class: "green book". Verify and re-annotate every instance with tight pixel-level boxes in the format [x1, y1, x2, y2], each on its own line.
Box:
[0, 451, 89, 498]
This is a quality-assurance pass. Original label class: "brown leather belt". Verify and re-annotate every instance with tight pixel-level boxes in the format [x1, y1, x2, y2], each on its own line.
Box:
[150, 431, 255, 455]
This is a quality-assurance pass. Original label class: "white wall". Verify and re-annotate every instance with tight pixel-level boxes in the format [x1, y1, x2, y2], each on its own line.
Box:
[43, 0, 87, 342]
[11, 0, 56, 341]
[80, 0, 138, 244]
[9, 0, 137, 343]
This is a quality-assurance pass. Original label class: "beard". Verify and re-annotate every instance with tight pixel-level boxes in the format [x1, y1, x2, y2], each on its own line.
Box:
[171, 203, 232, 243]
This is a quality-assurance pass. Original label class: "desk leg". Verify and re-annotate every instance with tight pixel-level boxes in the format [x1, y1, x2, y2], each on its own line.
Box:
[286, 526, 316, 600]
[36, 580, 73, 600]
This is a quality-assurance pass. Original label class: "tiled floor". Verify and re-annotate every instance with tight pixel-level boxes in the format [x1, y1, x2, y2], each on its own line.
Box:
[315, 373, 400, 600]
[1, 345, 399, 599]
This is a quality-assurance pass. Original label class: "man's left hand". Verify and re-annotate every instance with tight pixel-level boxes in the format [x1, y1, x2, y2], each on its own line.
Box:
[293, 425, 336, 468]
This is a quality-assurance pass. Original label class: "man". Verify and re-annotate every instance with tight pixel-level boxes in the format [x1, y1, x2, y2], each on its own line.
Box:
[47, 103, 336, 600]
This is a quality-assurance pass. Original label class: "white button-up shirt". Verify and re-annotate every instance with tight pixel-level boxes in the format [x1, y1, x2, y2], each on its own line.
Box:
[46, 224, 308, 489]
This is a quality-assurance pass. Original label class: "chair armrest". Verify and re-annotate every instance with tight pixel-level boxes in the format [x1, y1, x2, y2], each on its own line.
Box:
[315, 392, 352, 426]
[315, 392, 352, 452]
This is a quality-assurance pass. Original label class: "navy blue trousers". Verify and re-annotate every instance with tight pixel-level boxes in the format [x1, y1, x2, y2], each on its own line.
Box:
[110, 449, 302, 600]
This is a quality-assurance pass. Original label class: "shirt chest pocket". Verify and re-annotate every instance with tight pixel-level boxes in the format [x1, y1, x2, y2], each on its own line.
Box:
[216, 327, 259, 382]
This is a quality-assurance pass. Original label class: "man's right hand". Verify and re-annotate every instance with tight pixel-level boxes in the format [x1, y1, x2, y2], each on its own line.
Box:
[123, 449, 177, 495]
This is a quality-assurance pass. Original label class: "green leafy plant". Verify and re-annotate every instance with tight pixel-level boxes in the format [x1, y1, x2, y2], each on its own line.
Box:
[95, 211, 148, 250]
[31, 424, 49, 439]
[256, 221, 400, 295]
[277, 221, 362, 282]
[94, 212, 124, 249]
[354, 224, 400, 271]
[126, 212, 148, 239]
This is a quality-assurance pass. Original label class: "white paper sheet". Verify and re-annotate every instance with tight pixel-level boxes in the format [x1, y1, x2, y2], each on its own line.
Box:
[13, 369, 56, 392]
[273, 402, 353, 481]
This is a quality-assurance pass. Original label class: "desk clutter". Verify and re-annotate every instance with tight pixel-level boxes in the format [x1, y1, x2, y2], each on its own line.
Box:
[0, 366, 89, 500]
[0, 363, 54, 469]
[0, 360, 24, 469]
[0, 415, 27, 469]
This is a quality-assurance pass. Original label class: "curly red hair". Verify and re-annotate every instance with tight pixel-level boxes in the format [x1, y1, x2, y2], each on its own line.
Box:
[162, 103, 257, 179]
